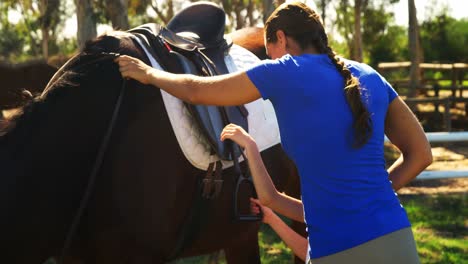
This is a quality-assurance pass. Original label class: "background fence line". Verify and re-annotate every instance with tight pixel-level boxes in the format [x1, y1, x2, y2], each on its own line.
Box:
[385, 131, 468, 180]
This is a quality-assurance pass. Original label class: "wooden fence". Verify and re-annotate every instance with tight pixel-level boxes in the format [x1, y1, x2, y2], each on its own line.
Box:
[385, 132, 468, 180]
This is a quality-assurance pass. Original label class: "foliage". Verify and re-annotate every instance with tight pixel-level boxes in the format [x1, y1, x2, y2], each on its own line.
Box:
[362, 6, 408, 67]
[0, 0, 68, 61]
[365, 25, 408, 67]
[0, 17, 26, 60]
[333, 0, 404, 66]
[420, 15, 468, 63]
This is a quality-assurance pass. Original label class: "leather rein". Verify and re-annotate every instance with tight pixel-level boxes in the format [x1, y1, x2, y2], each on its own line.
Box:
[57, 52, 125, 264]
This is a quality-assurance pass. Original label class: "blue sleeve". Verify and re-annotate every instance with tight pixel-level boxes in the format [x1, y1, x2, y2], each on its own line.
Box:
[246, 55, 290, 100]
[384, 78, 398, 103]
[375, 71, 398, 103]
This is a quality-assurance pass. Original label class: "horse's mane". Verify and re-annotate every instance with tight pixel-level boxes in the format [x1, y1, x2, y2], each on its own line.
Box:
[0, 30, 143, 145]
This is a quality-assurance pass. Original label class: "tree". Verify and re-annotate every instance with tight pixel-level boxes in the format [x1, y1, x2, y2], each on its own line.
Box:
[318, 0, 332, 26]
[408, 0, 421, 97]
[38, 0, 61, 58]
[0, 0, 64, 60]
[420, 15, 468, 63]
[335, 0, 354, 58]
[150, 0, 174, 25]
[104, 0, 130, 30]
[353, 0, 363, 62]
[361, 2, 407, 67]
[74, 0, 97, 50]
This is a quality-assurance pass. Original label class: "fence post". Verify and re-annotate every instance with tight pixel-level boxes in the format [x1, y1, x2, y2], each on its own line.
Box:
[443, 98, 451, 131]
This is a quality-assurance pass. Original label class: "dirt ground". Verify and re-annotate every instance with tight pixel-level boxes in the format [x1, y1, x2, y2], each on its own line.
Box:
[397, 142, 468, 195]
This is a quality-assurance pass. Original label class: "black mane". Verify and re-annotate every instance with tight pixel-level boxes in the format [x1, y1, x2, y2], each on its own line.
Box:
[0, 31, 147, 146]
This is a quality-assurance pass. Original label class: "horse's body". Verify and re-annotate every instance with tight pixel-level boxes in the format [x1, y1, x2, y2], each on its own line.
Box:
[0, 28, 300, 264]
[229, 27, 268, 60]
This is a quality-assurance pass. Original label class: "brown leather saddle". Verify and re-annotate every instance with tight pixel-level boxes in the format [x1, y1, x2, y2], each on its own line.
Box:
[127, 2, 259, 221]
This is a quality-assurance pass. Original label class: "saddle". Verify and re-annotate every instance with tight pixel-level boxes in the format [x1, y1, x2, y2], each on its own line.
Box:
[128, 2, 258, 220]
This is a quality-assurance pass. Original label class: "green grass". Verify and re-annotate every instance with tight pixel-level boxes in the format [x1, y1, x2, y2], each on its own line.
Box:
[436, 80, 468, 87]
[258, 223, 294, 263]
[174, 193, 467, 264]
[400, 194, 468, 264]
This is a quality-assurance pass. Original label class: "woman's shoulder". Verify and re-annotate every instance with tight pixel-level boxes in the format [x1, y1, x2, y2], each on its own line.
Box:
[342, 58, 378, 76]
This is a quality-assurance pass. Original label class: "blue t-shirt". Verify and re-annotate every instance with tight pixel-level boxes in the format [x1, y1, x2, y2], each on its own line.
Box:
[246, 54, 410, 259]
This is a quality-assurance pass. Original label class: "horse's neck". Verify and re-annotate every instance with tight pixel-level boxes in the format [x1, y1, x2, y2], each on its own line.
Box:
[0, 71, 123, 261]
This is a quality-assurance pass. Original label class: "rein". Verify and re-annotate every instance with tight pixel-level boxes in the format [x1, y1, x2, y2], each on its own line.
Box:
[58, 52, 125, 264]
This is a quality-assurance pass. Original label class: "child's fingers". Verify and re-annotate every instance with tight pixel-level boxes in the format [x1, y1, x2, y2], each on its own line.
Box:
[250, 197, 261, 205]
[250, 204, 261, 214]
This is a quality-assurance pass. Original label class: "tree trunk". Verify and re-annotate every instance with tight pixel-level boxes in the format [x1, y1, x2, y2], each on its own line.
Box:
[75, 0, 97, 50]
[339, 0, 353, 58]
[151, 0, 174, 25]
[42, 27, 49, 59]
[263, 0, 276, 22]
[39, 0, 48, 59]
[105, 0, 129, 30]
[408, 0, 421, 97]
[320, 0, 327, 26]
[38, 0, 59, 59]
[247, 0, 255, 27]
[353, 0, 363, 62]
[234, 0, 245, 29]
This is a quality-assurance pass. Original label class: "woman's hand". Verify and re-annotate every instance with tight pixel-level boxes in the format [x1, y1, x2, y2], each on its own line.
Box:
[115, 55, 155, 85]
[220, 123, 255, 149]
[250, 197, 276, 225]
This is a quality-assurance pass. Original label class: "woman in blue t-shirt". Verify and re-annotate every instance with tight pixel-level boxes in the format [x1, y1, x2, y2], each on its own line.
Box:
[116, 2, 431, 263]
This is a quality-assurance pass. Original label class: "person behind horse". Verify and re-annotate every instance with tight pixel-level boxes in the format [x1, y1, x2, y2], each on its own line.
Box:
[115, 2, 431, 263]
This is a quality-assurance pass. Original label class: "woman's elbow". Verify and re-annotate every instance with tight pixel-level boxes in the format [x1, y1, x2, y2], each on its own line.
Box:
[422, 148, 433, 168]
[420, 140, 433, 169]
[405, 146, 433, 171]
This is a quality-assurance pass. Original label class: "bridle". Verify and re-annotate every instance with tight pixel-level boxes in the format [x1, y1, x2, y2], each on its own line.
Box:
[55, 52, 126, 264]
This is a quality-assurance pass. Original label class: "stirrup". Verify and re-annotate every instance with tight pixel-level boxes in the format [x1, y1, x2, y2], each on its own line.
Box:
[232, 150, 262, 222]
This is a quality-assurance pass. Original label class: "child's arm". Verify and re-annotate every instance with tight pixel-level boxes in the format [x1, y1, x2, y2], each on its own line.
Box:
[221, 124, 304, 223]
[251, 198, 308, 261]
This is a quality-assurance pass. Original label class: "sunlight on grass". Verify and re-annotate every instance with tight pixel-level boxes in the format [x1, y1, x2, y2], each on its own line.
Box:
[401, 194, 467, 264]
[258, 224, 293, 264]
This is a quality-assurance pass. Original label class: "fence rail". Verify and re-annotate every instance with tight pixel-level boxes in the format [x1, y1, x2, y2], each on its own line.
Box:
[385, 132, 468, 180]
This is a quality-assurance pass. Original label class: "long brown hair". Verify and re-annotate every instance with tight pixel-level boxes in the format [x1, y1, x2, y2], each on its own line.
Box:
[265, 2, 372, 147]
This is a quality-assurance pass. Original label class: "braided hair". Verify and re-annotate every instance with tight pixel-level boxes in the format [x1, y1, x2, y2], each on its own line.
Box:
[265, 2, 372, 148]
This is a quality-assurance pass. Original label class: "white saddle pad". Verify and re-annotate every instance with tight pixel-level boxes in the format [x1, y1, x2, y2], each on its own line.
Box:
[133, 39, 280, 170]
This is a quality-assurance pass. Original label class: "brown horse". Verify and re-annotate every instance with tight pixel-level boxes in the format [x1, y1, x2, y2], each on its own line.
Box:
[0, 59, 57, 109]
[229, 27, 268, 60]
[0, 27, 303, 263]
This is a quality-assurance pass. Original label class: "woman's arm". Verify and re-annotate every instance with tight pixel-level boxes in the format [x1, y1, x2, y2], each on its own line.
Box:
[221, 124, 305, 222]
[385, 97, 433, 190]
[115, 55, 261, 106]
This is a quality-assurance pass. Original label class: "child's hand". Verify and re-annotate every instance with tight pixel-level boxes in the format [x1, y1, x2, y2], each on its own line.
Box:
[220, 123, 255, 149]
[250, 197, 276, 225]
